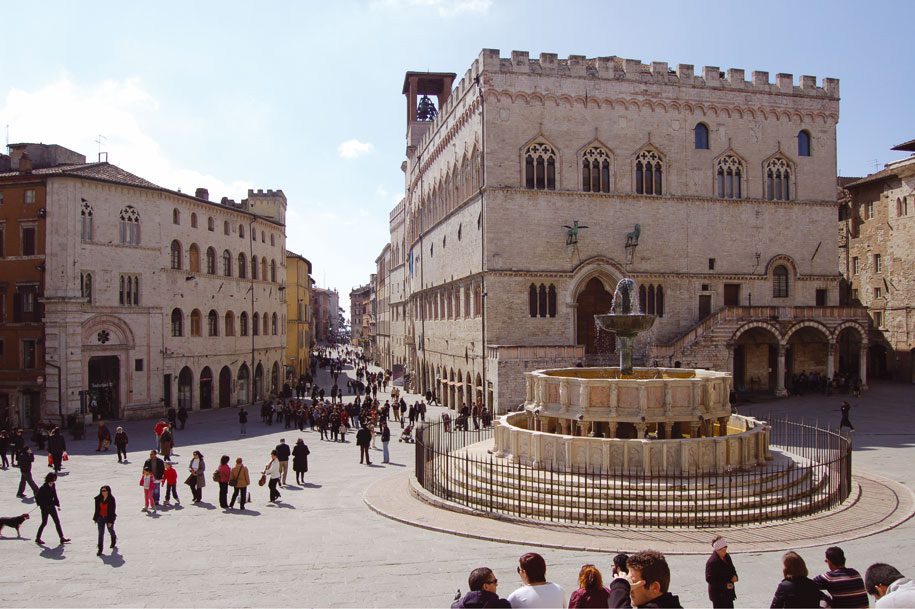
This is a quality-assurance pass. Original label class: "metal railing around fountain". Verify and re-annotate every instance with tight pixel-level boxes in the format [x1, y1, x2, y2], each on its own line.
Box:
[414, 418, 852, 528]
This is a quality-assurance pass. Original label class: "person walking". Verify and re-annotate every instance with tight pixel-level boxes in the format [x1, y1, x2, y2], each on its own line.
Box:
[381, 421, 391, 463]
[275, 439, 291, 487]
[159, 426, 175, 463]
[706, 536, 738, 608]
[228, 457, 250, 510]
[188, 450, 206, 503]
[162, 461, 180, 505]
[569, 564, 612, 608]
[238, 407, 248, 435]
[93, 485, 117, 556]
[292, 439, 310, 485]
[770, 551, 829, 608]
[114, 427, 129, 463]
[35, 472, 70, 545]
[177, 404, 188, 430]
[356, 425, 372, 465]
[96, 421, 112, 452]
[812, 546, 868, 608]
[143, 450, 166, 505]
[264, 450, 282, 503]
[47, 427, 66, 473]
[140, 466, 156, 512]
[16, 446, 39, 498]
[839, 401, 856, 432]
[216, 455, 232, 509]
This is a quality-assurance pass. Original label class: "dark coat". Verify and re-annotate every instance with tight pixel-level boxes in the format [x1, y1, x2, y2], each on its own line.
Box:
[238, 409, 248, 424]
[770, 577, 828, 608]
[36, 482, 60, 510]
[381, 426, 391, 442]
[356, 427, 371, 447]
[143, 456, 165, 480]
[114, 431, 128, 447]
[451, 590, 511, 608]
[636, 592, 683, 608]
[706, 552, 738, 604]
[275, 443, 291, 461]
[292, 443, 310, 473]
[608, 577, 633, 608]
[93, 494, 117, 524]
[17, 449, 34, 473]
[47, 434, 66, 456]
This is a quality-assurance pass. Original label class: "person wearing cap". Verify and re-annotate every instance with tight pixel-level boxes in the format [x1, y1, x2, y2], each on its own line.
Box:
[813, 547, 868, 608]
[705, 536, 738, 608]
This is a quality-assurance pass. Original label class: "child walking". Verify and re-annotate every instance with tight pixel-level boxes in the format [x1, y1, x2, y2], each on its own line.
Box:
[162, 461, 180, 505]
[140, 466, 155, 512]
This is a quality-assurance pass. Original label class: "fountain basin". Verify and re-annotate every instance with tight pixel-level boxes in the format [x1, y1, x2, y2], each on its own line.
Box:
[594, 313, 657, 337]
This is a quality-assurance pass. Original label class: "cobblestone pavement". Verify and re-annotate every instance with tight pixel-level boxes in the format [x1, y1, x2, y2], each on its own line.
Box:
[0, 356, 912, 608]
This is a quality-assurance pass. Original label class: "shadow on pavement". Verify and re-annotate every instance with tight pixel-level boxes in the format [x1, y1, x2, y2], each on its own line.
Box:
[38, 545, 66, 560]
[100, 549, 125, 568]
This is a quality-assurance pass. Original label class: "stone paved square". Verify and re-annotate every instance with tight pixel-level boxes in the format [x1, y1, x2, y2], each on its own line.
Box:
[1, 361, 912, 607]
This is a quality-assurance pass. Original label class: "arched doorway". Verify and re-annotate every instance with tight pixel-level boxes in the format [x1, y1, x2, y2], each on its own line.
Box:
[237, 364, 250, 405]
[271, 361, 280, 395]
[576, 277, 615, 355]
[475, 373, 483, 404]
[254, 363, 264, 402]
[178, 367, 193, 411]
[219, 366, 232, 408]
[733, 326, 779, 393]
[836, 326, 863, 377]
[199, 367, 213, 409]
[785, 326, 829, 393]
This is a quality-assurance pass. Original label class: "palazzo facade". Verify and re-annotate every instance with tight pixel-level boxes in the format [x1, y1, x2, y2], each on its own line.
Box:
[371, 49, 870, 414]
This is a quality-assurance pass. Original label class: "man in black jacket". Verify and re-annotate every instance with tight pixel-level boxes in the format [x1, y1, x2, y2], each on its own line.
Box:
[35, 472, 69, 545]
[356, 426, 372, 465]
[16, 446, 39, 498]
[452, 567, 511, 608]
[275, 439, 291, 486]
[143, 450, 166, 505]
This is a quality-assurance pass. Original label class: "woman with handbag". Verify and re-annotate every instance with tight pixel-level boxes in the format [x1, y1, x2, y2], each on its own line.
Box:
[216, 455, 231, 509]
[188, 450, 206, 503]
[228, 457, 250, 510]
[263, 450, 281, 503]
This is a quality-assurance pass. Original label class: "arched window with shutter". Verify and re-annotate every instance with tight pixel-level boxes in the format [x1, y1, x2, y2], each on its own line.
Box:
[773, 265, 789, 298]
[170, 240, 182, 270]
[171, 308, 183, 337]
[223, 250, 232, 276]
[694, 123, 710, 149]
[798, 130, 811, 157]
[206, 247, 217, 274]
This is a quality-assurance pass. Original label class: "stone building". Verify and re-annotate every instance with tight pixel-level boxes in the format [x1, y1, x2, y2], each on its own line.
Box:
[312, 287, 340, 344]
[286, 250, 314, 378]
[839, 139, 915, 382]
[1, 143, 287, 421]
[373, 245, 391, 365]
[374, 49, 869, 413]
[349, 282, 374, 351]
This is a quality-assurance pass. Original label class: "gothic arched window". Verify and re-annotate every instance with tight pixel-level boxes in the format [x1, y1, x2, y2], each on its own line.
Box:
[694, 123, 710, 150]
[716, 155, 744, 199]
[765, 158, 791, 201]
[238, 253, 247, 278]
[119, 206, 140, 245]
[635, 150, 663, 195]
[524, 142, 557, 190]
[222, 250, 232, 276]
[240, 312, 249, 336]
[206, 247, 217, 274]
[798, 130, 811, 157]
[581, 147, 612, 193]
[207, 310, 219, 336]
[81, 200, 94, 241]
[171, 308, 183, 337]
[773, 265, 789, 298]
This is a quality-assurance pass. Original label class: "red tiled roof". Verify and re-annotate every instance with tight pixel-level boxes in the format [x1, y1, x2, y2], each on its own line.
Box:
[0, 162, 161, 189]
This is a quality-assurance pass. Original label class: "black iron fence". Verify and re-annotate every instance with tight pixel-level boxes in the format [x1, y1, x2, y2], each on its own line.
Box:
[414, 417, 852, 528]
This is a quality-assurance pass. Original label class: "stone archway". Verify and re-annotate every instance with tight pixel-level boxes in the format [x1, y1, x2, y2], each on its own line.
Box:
[783, 324, 830, 394]
[732, 324, 781, 393]
[575, 277, 616, 355]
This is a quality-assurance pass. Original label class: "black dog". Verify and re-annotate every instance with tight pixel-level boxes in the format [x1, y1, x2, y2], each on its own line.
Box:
[0, 514, 30, 537]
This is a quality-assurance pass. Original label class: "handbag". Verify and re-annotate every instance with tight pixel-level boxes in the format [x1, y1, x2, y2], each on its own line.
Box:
[211, 470, 219, 483]
[184, 474, 196, 486]
[258, 473, 266, 487]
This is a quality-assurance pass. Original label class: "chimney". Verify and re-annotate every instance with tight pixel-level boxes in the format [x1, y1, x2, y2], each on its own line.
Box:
[19, 153, 33, 174]
[195, 187, 209, 201]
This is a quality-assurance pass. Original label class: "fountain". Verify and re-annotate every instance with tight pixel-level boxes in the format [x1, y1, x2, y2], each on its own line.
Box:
[595, 278, 656, 375]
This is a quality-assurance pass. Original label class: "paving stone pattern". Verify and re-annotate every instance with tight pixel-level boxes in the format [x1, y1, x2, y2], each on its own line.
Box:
[0, 359, 912, 608]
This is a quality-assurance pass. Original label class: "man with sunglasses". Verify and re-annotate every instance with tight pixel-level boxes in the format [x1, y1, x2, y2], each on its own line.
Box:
[452, 567, 511, 608]
[865, 563, 915, 607]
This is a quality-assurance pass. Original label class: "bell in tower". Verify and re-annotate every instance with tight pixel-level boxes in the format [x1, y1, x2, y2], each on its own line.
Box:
[416, 95, 438, 121]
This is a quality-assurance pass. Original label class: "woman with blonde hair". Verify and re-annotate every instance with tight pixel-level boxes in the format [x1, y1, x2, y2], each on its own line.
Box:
[569, 563, 611, 608]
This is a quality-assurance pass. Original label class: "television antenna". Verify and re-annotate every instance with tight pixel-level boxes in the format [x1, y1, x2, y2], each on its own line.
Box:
[94, 134, 108, 162]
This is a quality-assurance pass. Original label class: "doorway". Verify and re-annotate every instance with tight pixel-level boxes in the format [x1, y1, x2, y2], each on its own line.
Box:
[698, 294, 712, 319]
[199, 367, 213, 409]
[88, 355, 120, 419]
[576, 277, 615, 354]
[219, 366, 232, 408]
[724, 284, 740, 307]
[178, 367, 193, 411]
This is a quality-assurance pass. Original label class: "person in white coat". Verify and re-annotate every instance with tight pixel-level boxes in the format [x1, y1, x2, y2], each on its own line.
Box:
[263, 450, 282, 503]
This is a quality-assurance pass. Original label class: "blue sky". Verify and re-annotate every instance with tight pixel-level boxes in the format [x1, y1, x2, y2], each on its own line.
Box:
[2, 1, 912, 312]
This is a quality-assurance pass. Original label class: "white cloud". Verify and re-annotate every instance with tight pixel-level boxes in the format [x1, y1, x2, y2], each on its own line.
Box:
[370, 0, 491, 17]
[0, 76, 253, 200]
[337, 138, 373, 159]
[375, 184, 389, 198]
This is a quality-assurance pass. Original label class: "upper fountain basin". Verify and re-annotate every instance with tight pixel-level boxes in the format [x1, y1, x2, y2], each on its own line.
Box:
[594, 313, 657, 337]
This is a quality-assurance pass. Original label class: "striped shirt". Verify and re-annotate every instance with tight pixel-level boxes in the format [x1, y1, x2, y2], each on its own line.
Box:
[813, 567, 869, 608]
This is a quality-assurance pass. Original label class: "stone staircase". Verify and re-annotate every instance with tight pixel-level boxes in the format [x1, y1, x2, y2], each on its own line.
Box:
[425, 442, 832, 526]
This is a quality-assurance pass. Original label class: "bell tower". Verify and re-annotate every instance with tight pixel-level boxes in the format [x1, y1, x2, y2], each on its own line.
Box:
[402, 71, 456, 157]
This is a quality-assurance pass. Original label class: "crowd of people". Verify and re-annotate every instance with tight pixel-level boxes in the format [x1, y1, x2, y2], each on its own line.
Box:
[452, 543, 914, 608]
